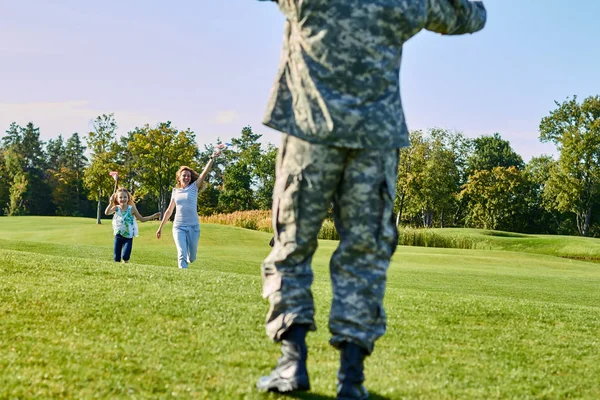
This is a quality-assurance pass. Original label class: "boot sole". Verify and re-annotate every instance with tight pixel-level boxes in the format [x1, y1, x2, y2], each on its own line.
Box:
[337, 395, 368, 400]
[256, 376, 310, 393]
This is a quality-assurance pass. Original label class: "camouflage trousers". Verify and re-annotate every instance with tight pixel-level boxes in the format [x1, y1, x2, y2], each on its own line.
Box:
[262, 134, 399, 354]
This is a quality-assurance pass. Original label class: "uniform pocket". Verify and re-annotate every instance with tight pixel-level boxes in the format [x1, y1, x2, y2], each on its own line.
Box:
[273, 135, 304, 240]
[262, 266, 282, 299]
[276, 173, 302, 225]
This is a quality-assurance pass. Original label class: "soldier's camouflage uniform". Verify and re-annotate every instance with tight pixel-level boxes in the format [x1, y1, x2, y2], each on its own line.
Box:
[259, 0, 486, 354]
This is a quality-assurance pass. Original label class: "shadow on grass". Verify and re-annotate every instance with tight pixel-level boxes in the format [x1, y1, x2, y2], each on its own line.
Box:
[275, 392, 390, 400]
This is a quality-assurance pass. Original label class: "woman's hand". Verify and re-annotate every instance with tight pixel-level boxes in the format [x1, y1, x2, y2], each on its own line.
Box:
[156, 228, 162, 239]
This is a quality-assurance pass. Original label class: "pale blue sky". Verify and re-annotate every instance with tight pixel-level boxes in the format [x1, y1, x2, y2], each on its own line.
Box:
[1, 0, 599, 161]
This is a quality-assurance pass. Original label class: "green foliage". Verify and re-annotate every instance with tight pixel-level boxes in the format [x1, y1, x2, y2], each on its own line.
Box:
[64, 133, 93, 216]
[83, 114, 119, 223]
[7, 173, 28, 216]
[0, 152, 9, 214]
[466, 132, 524, 176]
[46, 133, 93, 217]
[523, 156, 569, 234]
[1, 122, 53, 215]
[254, 143, 277, 210]
[539, 95, 600, 236]
[219, 126, 268, 213]
[126, 122, 200, 213]
[397, 129, 465, 228]
[460, 166, 528, 231]
[4, 102, 600, 239]
[197, 183, 220, 216]
[45, 134, 65, 170]
[220, 162, 255, 212]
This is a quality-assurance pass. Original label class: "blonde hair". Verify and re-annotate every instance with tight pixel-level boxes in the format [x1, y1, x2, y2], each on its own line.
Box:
[112, 187, 135, 206]
[175, 166, 199, 188]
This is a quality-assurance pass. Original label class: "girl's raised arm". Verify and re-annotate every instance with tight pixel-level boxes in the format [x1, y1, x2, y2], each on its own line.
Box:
[104, 194, 117, 215]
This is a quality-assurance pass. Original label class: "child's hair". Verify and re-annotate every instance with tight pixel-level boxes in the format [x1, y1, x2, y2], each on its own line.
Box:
[175, 166, 199, 188]
[112, 187, 135, 206]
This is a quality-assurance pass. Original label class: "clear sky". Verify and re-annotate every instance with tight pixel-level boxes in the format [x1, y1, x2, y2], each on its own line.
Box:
[1, 0, 599, 161]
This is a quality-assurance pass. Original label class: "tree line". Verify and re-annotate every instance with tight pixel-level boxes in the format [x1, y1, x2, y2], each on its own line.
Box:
[0, 114, 277, 224]
[1, 95, 599, 236]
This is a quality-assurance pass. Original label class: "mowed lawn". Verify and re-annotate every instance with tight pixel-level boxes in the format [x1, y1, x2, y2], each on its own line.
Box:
[1, 217, 600, 399]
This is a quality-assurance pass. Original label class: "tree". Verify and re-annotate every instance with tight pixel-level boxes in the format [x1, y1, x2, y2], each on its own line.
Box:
[254, 143, 277, 210]
[396, 132, 420, 226]
[0, 151, 9, 214]
[115, 131, 139, 193]
[197, 143, 225, 216]
[84, 114, 119, 224]
[46, 135, 65, 172]
[127, 122, 200, 214]
[523, 156, 567, 234]
[396, 129, 463, 228]
[21, 122, 53, 215]
[197, 182, 221, 216]
[219, 126, 262, 212]
[466, 132, 523, 176]
[2, 122, 53, 215]
[539, 95, 600, 236]
[46, 135, 67, 215]
[219, 162, 254, 213]
[64, 133, 92, 216]
[50, 133, 92, 216]
[460, 166, 527, 231]
[8, 174, 28, 216]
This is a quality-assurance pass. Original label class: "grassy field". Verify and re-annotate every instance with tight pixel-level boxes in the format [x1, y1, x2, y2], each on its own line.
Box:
[399, 227, 600, 260]
[1, 217, 600, 399]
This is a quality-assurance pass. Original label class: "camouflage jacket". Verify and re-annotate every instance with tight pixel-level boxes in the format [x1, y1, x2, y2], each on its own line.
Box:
[259, 0, 486, 149]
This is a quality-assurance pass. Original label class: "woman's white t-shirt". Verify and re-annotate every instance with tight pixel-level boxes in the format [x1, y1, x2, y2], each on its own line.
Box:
[171, 183, 199, 227]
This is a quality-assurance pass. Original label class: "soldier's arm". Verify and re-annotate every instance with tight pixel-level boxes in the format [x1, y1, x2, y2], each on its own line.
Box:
[425, 0, 487, 35]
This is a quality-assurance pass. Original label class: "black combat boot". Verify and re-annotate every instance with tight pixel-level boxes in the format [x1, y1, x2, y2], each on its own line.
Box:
[337, 342, 369, 400]
[256, 324, 310, 393]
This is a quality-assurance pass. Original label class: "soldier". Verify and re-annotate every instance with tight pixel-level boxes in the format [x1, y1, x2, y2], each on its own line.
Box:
[255, 1, 486, 398]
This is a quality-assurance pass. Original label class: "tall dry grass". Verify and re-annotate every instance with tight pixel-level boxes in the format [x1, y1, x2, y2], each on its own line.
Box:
[200, 210, 339, 240]
[201, 210, 272, 232]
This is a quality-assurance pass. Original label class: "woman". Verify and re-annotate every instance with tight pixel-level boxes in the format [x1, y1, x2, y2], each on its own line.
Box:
[156, 151, 220, 268]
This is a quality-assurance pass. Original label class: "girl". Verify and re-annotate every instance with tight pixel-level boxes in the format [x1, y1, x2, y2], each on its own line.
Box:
[156, 150, 221, 268]
[105, 187, 161, 263]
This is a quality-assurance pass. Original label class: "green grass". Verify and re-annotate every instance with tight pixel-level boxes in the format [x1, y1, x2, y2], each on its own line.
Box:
[400, 227, 600, 260]
[1, 217, 600, 399]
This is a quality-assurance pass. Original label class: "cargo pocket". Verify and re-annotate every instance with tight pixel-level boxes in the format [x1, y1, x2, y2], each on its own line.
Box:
[262, 267, 282, 299]
[274, 173, 302, 242]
